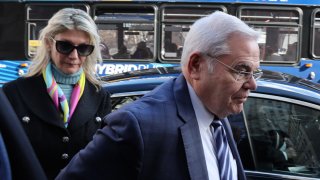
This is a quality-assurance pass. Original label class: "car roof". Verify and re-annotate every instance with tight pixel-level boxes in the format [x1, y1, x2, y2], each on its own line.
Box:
[102, 66, 320, 105]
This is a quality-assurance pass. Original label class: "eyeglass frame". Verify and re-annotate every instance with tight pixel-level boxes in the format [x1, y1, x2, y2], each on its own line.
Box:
[50, 37, 94, 57]
[205, 54, 263, 83]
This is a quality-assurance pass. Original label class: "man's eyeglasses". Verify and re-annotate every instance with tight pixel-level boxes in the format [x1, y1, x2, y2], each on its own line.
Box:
[51, 38, 94, 57]
[206, 54, 263, 83]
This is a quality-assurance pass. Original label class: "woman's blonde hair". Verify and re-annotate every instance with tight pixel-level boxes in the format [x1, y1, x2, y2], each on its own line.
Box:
[27, 8, 103, 88]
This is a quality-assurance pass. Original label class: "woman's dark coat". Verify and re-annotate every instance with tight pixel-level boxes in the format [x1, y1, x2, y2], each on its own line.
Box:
[3, 75, 111, 179]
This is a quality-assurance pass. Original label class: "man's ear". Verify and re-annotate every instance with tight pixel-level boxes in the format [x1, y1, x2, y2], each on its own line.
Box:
[187, 52, 203, 80]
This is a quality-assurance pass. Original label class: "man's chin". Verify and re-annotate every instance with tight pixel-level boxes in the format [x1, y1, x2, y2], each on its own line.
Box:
[231, 104, 244, 114]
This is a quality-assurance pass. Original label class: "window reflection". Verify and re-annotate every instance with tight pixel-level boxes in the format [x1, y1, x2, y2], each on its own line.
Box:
[242, 97, 320, 178]
[239, 8, 301, 63]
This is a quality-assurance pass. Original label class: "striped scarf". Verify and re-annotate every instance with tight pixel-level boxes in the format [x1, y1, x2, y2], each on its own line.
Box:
[43, 63, 85, 128]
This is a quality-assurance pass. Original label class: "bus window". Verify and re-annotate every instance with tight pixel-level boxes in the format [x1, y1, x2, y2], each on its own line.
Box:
[94, 5, 156, 61]
[4, 0, 320, 86]
[312, 9, 320, 57]
[239, 7, 301, 63]
[26, 4, 89, 57]
[160, 5, 226, 62]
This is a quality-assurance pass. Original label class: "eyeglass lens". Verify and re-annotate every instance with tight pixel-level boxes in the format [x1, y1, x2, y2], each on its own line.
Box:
[233, 62, 262, 80]
[211, 55, 263, 82]
[233, 63, 263, 82]
[55, 40, 94, 56]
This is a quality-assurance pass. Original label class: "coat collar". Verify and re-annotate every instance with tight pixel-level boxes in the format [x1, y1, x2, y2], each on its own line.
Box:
[16, 75, 103, 130]
[67, 82, 102, 131]
[174, 74, 209, 180]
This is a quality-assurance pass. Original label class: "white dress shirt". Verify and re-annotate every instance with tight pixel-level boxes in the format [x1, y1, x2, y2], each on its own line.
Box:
[187, 83, 238, 180]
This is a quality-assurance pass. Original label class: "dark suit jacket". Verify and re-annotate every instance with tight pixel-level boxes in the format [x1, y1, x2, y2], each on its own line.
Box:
[56, 74, 246, 180]
[3, 75, 111, 179]
[0, 89, 47, 180]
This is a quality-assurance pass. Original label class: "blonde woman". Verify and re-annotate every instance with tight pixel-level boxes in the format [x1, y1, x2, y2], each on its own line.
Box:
[3, 8, 111, 179]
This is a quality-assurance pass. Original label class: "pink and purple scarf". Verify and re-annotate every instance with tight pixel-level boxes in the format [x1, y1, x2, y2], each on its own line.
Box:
[43, 63, 85, 128]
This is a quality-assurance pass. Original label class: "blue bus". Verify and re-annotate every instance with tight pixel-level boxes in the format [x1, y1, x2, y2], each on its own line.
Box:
[1, 0, 320, 85]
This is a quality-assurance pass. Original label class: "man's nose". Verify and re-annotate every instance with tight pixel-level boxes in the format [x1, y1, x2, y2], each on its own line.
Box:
[244, 76, 257, 90]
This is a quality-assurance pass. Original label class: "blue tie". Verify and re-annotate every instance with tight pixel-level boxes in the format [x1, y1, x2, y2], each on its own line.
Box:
[211, 121, 233, 180]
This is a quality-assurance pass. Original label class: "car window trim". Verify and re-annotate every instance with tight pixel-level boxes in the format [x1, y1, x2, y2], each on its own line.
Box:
[110, 90, 151, 98]
[245, 170, 320, 180]
[249, 92, 320, 110]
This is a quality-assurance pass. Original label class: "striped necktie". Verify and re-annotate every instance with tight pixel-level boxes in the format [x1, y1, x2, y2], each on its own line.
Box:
[211, 120, 233, 180]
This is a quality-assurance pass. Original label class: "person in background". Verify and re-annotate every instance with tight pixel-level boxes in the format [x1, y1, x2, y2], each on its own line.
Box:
[0, 89, 47, 180]
[283, 42, 298, 61]
[3, 8, 111, 179]
[0, 132, 11, 180]
[100, 42, 112, 59]
[267, 130, 297, 170]
[132, 41, 153, 59]
[165, 39, 178, 53]
[255, 130, 297, 171]
[56, 11, 262, 180]
[265, 46, 284, 61]
[112, 45, 131, 59]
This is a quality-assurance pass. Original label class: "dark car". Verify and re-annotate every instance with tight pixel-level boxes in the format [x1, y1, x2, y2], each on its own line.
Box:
[102, 66, 320, 180]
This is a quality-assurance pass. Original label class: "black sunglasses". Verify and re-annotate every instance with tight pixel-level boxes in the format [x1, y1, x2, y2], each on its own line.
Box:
[51, 38, 94, 57]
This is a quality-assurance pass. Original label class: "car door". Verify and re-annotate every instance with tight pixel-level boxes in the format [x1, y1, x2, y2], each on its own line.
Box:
[230, 93, 320, 180]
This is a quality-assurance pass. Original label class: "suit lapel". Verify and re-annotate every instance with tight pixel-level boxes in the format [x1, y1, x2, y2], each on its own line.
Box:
[221, 119, 246, 180]
[17, 76, 64, 128]
[174, 75, 209, 180]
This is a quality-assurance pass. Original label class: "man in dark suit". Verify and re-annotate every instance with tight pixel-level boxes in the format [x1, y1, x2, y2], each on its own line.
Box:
[0, 89, 46, 180]
[254, 130, 297, 171]
[57, 11, 262, 180]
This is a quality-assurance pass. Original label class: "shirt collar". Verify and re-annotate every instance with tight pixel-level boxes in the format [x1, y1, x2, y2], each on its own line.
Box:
[187, 82, 214, 128]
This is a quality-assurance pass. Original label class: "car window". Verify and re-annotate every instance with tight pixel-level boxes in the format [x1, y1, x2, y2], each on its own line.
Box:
[238, 95, 320, 179]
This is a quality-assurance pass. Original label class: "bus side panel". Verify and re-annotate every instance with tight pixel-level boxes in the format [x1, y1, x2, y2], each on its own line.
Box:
[0, 2, 27, 86]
